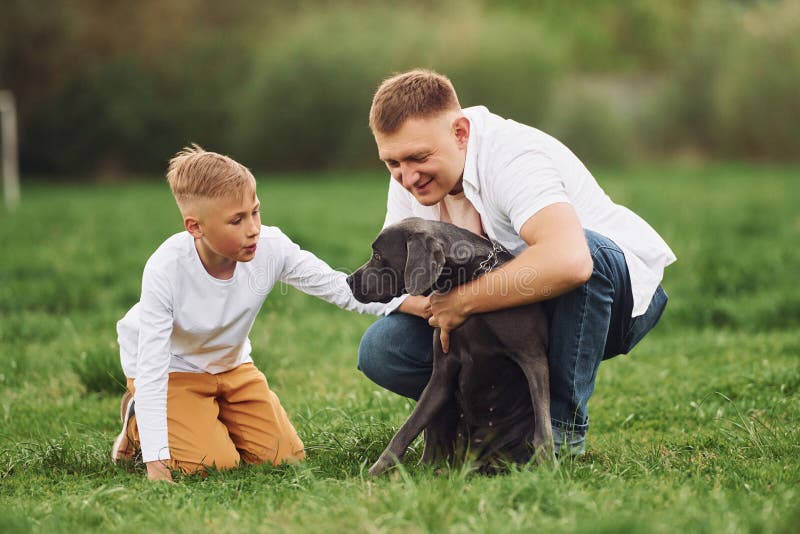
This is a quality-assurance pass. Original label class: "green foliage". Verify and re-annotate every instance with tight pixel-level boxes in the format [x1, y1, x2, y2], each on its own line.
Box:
[441, 6, 562, 126]
[235, 7, 393, 170]
[1, 166, 799, 530]
[24, 57, 165, 173]
[645, 0, 800, 160]
[3, 0, 800, 176]
[235, 3, 561, 170]
[507, 0, 698, 72]
[543, 84, 631, 167]
[620, 164, 800, 332]
[711, 1, 800, 159]
[71, 348, 127, 395]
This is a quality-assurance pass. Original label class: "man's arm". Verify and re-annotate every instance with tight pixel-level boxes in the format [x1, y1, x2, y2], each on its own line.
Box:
[429, 202, 592, 352]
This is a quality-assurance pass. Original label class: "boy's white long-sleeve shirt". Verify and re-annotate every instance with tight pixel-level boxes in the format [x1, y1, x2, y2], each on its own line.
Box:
[117, 225, 402, 463]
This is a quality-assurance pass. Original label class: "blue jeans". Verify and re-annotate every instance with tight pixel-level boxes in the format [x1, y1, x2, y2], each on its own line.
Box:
[357, 230, 668, 454]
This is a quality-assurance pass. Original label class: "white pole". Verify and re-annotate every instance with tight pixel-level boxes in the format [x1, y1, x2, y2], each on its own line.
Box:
[0, 90, 20, 212]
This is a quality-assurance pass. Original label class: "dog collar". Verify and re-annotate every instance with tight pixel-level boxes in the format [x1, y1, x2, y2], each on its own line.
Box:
[474, 237, 511, 278]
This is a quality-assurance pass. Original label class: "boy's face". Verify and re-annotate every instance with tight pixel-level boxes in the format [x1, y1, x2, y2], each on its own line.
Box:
[375, 112, 470, 206]
[186, 193, 261, 268]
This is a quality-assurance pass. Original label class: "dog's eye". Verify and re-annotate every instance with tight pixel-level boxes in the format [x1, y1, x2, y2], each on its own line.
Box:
[373, 252, 381, 262]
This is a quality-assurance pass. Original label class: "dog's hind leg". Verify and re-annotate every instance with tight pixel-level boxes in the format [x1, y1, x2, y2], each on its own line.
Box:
[369, 338, 461, 476]
[513, 348, 556, 465]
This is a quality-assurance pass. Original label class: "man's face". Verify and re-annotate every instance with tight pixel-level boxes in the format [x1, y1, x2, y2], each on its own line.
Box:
[375, 112, 470, 206]
[193, 194, 261, 265]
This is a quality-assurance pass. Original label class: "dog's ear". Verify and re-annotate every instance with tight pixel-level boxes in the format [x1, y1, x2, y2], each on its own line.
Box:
[404, 233, 446, 295]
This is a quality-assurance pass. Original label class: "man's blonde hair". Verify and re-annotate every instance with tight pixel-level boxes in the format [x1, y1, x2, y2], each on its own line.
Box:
[369, 69, 461, 134]
[166, 144, 256, 208]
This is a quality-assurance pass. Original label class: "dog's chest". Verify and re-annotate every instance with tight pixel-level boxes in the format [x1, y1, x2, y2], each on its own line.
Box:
[455, 354, 533, 428]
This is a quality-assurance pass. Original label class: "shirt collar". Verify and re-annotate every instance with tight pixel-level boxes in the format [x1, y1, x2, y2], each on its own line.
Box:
[461, 106, 485, 193]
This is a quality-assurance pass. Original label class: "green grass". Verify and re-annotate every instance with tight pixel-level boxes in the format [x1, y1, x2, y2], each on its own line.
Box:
[1, 164, 799, 532]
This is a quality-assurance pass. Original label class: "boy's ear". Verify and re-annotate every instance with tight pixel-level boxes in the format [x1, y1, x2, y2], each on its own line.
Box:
[184, 216, 203, 238]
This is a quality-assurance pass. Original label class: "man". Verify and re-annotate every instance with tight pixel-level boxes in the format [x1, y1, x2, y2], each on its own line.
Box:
[360, 69, 676, 455]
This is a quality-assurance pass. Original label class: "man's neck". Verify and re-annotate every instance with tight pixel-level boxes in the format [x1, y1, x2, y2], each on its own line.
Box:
[447, 178, 464, 196]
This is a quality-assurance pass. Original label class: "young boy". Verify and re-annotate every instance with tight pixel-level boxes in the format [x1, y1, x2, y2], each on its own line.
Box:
[112, 146, 402, 481]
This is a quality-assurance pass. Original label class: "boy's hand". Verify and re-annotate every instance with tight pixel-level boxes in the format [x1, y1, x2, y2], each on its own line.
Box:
[146, 460, 175, 483]
[398, 295, 432, 320]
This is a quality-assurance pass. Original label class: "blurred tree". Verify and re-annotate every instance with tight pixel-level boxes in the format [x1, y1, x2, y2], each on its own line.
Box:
[1, 0, 797, 177]
[1, 0, 271, 175]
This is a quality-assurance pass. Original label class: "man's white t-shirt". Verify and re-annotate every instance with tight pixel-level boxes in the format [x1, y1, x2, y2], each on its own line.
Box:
[117, 226, 401, 462]
[383, 105, 676, 317]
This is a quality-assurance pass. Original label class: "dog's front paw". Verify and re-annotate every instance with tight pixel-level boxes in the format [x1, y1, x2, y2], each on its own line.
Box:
[533, 443, 557, 467]
[368, 453, 397, 476]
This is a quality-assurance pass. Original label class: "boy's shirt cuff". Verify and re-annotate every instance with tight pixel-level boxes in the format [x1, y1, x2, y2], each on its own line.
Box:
[383, 294, 408, 315]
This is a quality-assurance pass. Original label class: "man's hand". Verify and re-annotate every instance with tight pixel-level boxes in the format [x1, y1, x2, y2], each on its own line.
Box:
[428, 290, 469, 354]
[398, 295, 432, 319]
[146, 460, 175, 483]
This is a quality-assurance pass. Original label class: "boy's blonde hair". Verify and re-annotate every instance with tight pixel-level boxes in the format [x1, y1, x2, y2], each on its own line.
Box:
[166, 144, 256, 209]
[369, 69, 461, 134]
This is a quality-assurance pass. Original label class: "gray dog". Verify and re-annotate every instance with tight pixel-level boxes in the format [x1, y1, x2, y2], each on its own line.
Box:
[347, 217, 554, 475]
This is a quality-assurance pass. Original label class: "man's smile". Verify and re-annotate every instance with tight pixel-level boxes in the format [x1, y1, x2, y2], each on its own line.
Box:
[413, 176, 434, 192]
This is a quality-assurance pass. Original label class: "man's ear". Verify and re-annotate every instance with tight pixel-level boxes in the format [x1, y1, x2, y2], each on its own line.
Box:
[184, 216, 203, 238]
[404, 234, 446, 295]
[453, 115, 470, 149]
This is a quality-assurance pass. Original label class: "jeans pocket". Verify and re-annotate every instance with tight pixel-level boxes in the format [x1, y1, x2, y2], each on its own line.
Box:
[622, 286, 668, 354]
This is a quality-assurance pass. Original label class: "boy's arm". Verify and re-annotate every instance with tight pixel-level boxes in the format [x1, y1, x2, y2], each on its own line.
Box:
[397, 295, 432, 319]
[134, 265, 175, 476]
[275, 231, 406, 316]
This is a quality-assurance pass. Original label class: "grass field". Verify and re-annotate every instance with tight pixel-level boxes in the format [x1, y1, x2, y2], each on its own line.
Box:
[1, 164, 798, 533]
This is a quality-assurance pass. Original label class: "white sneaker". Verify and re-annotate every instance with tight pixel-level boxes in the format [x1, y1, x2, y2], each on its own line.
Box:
[111, 391, 137, 463]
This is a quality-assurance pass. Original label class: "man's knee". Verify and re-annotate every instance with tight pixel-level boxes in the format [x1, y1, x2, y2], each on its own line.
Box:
[357, 314, 434, 394]
[584, 229, 623, 263]
[357, 319, 384, 378]
[582, 230, 631, 299]
[357, 314, 426, 371]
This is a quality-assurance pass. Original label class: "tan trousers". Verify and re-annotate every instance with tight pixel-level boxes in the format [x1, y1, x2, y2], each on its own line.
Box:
[123, 363, 305, 473]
